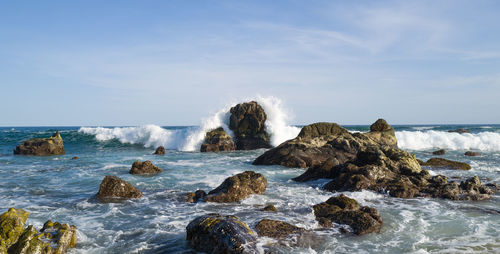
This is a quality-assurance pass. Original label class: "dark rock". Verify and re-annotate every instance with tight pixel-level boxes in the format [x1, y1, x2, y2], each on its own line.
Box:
[448, 128, 471, 134]
[154, 146, 165, 155]
[13, 132, 65, 156]
[71, 156, 79, 160]
[432, 149, 446, 155]
[204, 171, 267, 203]
[465, 151, 480, 156]
[186, 214, 258, 254]
[420, 158, 471, 170]
[313, 194, 382, 235]
[97, 176, 142, 201]
[253, 119, 397, 169]
[7, 225, 49, 254]
[261, 205, 278, 212]
[255, 219, 305, 238]
[129, 160, 162, 175]
[186, 190, 207, 203]
[200, 127, 236, 152]
[0, 208, 29, 249]
[229, 101, 271, 150]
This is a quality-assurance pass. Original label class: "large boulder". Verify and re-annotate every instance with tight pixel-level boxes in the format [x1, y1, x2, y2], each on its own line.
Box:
[97, 176, 142, 201]
[129, 160, 162, 175]
[253, 119, 397, 168]
[229, 101, 271, 150]
[419, 158, 471, 170]
[200, 127, 236, 152]
[0, 208, 29, 250]
[204, 171, 267, 203]
[13, 132, 65, 156]
[255, 219, 305, 239]
[186, 214, 258, 254]
[313, 194, 382, 235]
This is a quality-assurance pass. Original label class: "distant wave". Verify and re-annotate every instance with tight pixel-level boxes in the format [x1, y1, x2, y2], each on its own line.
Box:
[79, 96, 301, 151]
[396, 130, 500, 151]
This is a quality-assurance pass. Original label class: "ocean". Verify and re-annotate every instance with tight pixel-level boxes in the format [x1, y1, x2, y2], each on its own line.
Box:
[1, 101, 499, 253]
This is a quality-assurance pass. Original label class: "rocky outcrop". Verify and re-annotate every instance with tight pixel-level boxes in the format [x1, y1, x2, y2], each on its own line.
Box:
[129, 160, 162, 175]
[154, 146, 165, 155]
[255, 219, 305, 238]
[97, 176, 142, 201]
[204, 171, 267, 203]
[432, 149, 446, 155]
[313, 195, 382, 235]
[186, 214, 258, 254]
[254, 119, 397, 168]
[0, 208, 76, 254]
[13, 132, 65, 156]
[448, 128, 471, 134]
[261, 205, 278, 213]
[465, 151, 480, 156]
[229, 101, 271, 150]
[200, 127, 236, 152]
[419, 158, 471, 170]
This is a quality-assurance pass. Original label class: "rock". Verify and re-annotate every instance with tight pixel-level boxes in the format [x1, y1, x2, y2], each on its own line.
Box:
[154, 146, 165, 155]
[255, 219, 305, 238]
[186, 214, 258, 254]
[448, 128, 471, 134]
[261, 205, 278, 213]
[313, 194, 382, 235]
[420, 158, 471, 170]
[7, 225, 50, 254]
[13, 132, 65, 156]
[200, 127, 236, 152]
[0, 208, 29, 249]
[432, 149, 446, 155]
[186, 190, 207, 203]
[70, 156, 79, 160]
[253, 119, 397, 169]
[40, 220, 77, 254]
[129, 160, 162, 175]
[465, 151, 480, 156]
[204, 171, 267, 203]
[229, 101, 271, 150]
[97, 176, 142, 201]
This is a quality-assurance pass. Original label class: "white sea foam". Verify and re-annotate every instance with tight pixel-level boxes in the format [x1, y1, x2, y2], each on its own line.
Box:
[396, 130, 500, 151]
[79, 96, 301, 151]
[411, 126, 436, 131]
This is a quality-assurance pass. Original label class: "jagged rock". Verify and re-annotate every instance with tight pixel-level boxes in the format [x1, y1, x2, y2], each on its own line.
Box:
[253, 119, 397, 168]
[129, 160, 162, 175]
[255, 219, 305, 238]
[419, 158, 471, 170]
[313, 194, 382, 235]
[261, 205, 278, 213]
[13, 132, 65, 156]
[186, 190, 207, 203]
[7, 225, 50, 254]
[200, 127, 236, 152]
[448, 128, 471, 134]
[97, 176, 142, 201]
[432, 149, 446, 155]
[154, 146, 165, 155]
[40, 220, 77, 254]
[204, 171, 267, 203]
[229, 101, 271, 150]
[0, 208, 29, 249]
[465, 151, 480, 156]
[186, 214, 258, 254]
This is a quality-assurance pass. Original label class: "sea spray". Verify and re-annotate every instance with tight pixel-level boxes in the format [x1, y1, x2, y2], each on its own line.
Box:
[255, 96, 301, 146]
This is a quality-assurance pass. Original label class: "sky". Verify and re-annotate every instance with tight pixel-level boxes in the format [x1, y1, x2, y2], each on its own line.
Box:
[1, 0, 500, 126]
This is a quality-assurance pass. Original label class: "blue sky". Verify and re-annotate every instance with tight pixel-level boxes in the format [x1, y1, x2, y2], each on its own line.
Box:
[1, 0, 499, 126]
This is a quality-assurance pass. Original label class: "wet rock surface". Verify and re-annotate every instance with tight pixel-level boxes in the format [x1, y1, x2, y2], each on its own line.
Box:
[97, 176, 142, 201]
[129, 160, 162, 175]
[464, 151, 480, 156]
[448, 128, 471, 134]
[419, 158, 471, 170]
[13, 132, 65, 156]
[186, 214, 258, 254]
[261, 205, 278, 213]
[186, 190, 207, 203]
[200, 127, 236, 152]
[153, 146, 165, 155]
[229, 101, 271, 150]
[255, 219, 305, 238]
[204, 171, 267, 203]
[432, 149, 446, 155]
[0, 208, 29, 250]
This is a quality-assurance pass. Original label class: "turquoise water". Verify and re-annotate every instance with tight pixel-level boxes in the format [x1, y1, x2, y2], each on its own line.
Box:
[0, 125, 499, 253]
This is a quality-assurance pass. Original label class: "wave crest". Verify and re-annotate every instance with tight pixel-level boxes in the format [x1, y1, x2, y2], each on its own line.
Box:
[396, 130, 500, 151]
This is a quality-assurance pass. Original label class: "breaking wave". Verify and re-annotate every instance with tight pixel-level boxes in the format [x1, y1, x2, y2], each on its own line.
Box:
[396, 130, 500, 151]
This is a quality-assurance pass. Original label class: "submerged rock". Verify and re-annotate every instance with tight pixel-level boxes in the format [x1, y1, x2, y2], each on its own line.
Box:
[154, 146, 165, 155]
[313, 194, 382, 235]
[13, 132, 65, 156]
[261, 205, 278, 213]
[186, 190, 207, 203]
[448, 128, 471, 134]
[253, 119, 397, 168]
[204, 171, 267, 203]
[419, 158, 471, 170]
[97, 176, 142, 201]
[129, 160, 162, 175]
[255, 219, 305, 238]
[432, 149, 446, 155]
[0, 208, 29, 249]
[186, 214, 258, 253]
[71, 156, 79, 160]
[465, 151, 480, 157]
[229, 101, 271, 150]
[200, 127, 236, 152]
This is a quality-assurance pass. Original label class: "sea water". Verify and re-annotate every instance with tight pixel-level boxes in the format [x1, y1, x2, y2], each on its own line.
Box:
[1, 99, 499, 253]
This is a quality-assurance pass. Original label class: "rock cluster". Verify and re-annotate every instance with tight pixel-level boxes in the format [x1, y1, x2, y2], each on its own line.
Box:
[0, 208, 76, 254]
[13, 132, 65, 156]
[200, 127, 236, 152]
[97, 176, 142, 201]
[129, 160, 162, 175]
